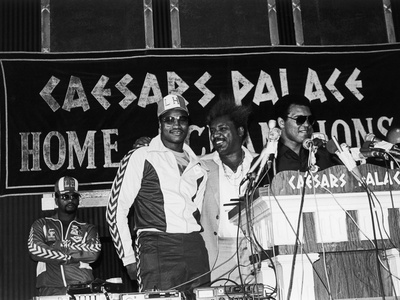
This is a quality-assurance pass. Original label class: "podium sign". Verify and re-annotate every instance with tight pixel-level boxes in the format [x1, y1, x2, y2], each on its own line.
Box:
[230, 164, 400, 300]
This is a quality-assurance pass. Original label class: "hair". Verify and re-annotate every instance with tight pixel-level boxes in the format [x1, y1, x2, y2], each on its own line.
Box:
[274, 94, 314, 119]
[206, 94, 252, 142]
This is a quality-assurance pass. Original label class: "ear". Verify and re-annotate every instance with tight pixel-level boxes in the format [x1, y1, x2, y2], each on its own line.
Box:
[237, 126, 244, 137]
[277, 117, 285, 129]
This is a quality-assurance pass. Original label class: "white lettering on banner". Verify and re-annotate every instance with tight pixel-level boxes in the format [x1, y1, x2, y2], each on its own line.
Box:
[40, 68, 363, 111]
[137, 73, 162, 108]
[195, 72, 215, 107]
[253, 71, 279, 105]
[231, 71, 254, 106]
[40, 72, 212, 111]
[19, 129, 119, 172]
[115, 74, 136, 109]
[187, 125, 207, 156]
[289, 173, 347, 190]
[258, 116, 393, 150]
[91, 75, 112, 109]
[279, 68, 289, 97]
[305, 68, 327, 103]
[39, 76, 61, 112]
[394, 172, 400, 184]
[287, 171, 400, 191]
[325, 68, 344, 102]
[232, 68, 363, 106]
[167, 71, 189, 98]
[63, 76, 90, 111]
[345, 68, 363, 100]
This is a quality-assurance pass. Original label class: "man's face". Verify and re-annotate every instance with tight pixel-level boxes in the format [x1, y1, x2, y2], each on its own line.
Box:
[159, 108, 189, 149]
[209, 115, 243, 156]
[56, 193, 80, 214]
[280, 104, 314, 145]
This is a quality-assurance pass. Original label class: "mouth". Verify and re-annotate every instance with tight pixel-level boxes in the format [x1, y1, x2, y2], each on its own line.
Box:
[170, 129, 184, 135]
[298, 127, 311, 135]
[213, 138, 226, 149]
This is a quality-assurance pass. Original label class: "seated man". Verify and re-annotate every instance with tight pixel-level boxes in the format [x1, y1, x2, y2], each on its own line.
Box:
[28, 176, 101, 296]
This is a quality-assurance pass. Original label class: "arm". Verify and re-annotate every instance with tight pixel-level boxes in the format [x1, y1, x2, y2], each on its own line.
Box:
[106, 148, 144, 267]
[27, 218, 70, 265]
[67, 224, 102, 264]
[133, 136, 152, 149]
[125, 262, 138, 280]
[193, 162, 208, 213]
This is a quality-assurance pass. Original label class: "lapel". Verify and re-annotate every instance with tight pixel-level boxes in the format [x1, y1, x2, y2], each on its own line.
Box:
[205, 159, 220, 207]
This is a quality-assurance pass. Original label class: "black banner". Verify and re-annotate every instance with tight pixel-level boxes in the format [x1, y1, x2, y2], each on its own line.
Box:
[1, 44, 400, 196]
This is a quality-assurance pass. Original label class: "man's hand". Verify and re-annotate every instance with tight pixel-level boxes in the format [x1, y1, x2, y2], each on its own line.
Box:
[133, 137, 152, 149]
[126, 262, 138, 280]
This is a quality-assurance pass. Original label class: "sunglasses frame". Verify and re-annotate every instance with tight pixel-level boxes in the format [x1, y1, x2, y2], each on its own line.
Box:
[59, 194, 80, 201]
[160, 115, 189, 125]
[287, 115, 316, 126]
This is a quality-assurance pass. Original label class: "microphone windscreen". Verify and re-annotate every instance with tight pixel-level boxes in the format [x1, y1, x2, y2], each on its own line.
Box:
[365, 133, 375, 142]
[302, 138, 313, 149]
[313, 138, 326, 148]
[361, 141, 373, 149]
[311, 132, 328, 141]
[326, 139, 339, 154]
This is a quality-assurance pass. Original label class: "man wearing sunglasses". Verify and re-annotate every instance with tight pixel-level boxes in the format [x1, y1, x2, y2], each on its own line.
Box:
[130, 96, 257, 286]
[28, 176, 102, 296]
[275, 94, 335, 173]
[106, 94, 210, 298]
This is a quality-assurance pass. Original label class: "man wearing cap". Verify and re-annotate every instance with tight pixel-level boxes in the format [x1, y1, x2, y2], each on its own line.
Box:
[106, 94, 210, 296]
[28, 176, 102, 296]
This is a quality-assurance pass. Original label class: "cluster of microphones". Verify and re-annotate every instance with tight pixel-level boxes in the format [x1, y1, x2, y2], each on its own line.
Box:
[303, 132, 400, 161]
[303, 132, 400, 180]
[243, 123, 400, 186]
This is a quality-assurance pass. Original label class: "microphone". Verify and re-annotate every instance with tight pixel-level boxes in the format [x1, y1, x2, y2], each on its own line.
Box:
[326, 137, 363, 181]
[350, 146, 389, 161]
[254, 120, 281, 182]
[302, 132, 328, 150]
[365, 133, 400, 156]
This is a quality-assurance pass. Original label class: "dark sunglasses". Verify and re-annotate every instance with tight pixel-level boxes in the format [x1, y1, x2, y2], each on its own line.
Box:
[160, 116, 189, 125]
[287, 115, 316, 125]
[59, 194, 79, 201]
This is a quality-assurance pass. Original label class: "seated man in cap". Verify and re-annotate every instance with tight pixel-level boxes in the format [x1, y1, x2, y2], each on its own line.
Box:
[106, 94, 210, 297]
[27, 176, 102, 296]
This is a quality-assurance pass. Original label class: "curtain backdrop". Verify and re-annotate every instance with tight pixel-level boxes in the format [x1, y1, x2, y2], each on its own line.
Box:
[1, 44, 400, 195]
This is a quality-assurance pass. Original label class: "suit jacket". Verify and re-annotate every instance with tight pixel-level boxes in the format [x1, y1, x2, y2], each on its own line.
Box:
[200, 148, 258, 269]
[200, 157, 220, 268]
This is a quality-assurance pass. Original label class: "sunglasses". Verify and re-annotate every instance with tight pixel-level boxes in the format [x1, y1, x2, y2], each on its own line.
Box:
[287, 115, 316, 126]
[59, 194, 79, 201]
[160, 116, 189, 125]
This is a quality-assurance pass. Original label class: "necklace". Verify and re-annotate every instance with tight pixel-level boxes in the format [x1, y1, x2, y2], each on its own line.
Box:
[221, 150, 245, 184]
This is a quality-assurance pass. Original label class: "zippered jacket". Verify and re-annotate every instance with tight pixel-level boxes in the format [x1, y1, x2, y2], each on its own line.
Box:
[106, 134, 208, 266]
[28, 214, 101, 288]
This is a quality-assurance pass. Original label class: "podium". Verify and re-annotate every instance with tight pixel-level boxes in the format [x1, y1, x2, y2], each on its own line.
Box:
[230, 164, 400, 300]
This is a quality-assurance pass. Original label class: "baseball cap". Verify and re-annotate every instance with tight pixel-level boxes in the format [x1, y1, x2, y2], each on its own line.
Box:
[157, 94, 189, 117]
[54, 176, 80, 195]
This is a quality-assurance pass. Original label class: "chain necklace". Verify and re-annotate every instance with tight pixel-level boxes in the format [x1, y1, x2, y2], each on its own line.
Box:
[221, 151, 245, 184]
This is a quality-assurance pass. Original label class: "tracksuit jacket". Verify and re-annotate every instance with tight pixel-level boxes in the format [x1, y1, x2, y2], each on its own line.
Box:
[28, 214, 101, 289]
[106, 134, 208, 267]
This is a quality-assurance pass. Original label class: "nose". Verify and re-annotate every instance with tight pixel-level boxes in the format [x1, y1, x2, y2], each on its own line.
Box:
[211, 130, 222, 140]
[171, 118, 182, 127]
[301, 119, 312, 127]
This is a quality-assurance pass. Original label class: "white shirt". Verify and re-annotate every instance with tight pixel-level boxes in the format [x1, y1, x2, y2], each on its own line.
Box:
[213, 147, 254, 238]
